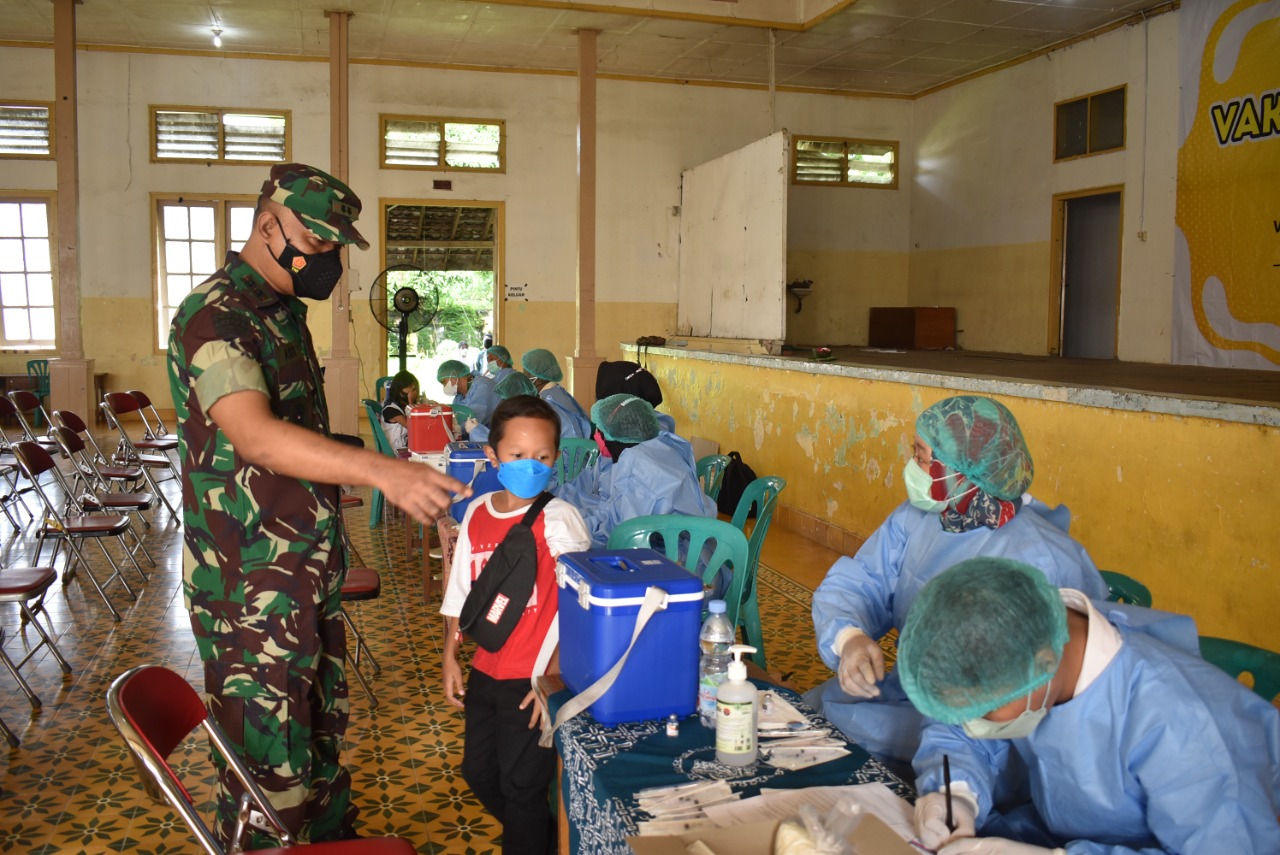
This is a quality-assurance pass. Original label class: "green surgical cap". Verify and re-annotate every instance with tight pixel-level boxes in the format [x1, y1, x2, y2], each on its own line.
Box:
[494, 371, 537, 400]
[898, 557, 1068, 725]
[591, 394, 660, 444]
[487, 345, 512, 365]
[916, 396, 1033, 500]
[522, 348, 563, 382]
[437, 360, 471, 382]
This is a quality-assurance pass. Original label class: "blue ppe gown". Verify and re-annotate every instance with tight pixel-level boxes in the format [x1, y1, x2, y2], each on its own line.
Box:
[655, 411, 677, 435]
[540, 383, 593, 440]
[455, 374, 499, 428]
[914, 616, 1280, 855]
[805, 500, 1108, 763]
[554, 432, 717, 549]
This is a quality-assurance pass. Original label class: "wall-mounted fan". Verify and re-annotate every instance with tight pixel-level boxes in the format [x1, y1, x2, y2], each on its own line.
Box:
[368, 264, 439, 372]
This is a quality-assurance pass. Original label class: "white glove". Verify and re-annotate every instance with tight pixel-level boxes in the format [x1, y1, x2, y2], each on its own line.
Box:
[837, 629, 885, 698]
[940, 837, 1063, 855]
[464, 418, 478, 433]
[914, 790, 976, 850]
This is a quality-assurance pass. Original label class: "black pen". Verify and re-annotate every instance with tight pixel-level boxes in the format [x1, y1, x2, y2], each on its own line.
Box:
[944, 754, 955, 832]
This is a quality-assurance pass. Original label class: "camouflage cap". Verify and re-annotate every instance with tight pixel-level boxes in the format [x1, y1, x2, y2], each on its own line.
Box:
[260, 162, 369, 250]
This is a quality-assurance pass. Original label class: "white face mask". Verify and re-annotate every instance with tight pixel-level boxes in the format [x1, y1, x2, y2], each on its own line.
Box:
[903, 460, 948, 513]
[963, 679, 1052, 740]
[443, 381, 459, 398]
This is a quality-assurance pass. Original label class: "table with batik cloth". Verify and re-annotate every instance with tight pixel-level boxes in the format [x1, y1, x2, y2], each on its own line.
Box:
[550, 682, 914, 855]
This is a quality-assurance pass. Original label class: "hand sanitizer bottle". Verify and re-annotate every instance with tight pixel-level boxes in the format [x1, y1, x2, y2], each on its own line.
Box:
[715, 645, 758, 766]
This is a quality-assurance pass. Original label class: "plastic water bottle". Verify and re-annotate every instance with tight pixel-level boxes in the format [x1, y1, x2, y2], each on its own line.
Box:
[698, 600, 734, 727]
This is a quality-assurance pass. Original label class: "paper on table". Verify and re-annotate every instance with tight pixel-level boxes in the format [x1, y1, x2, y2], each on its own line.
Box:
[702, 782, 915, 842]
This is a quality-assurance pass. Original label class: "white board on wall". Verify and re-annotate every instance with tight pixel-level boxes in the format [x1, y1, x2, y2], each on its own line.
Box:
[677, 130, 789, 340]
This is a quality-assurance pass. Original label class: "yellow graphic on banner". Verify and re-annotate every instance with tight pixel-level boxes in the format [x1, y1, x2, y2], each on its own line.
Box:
[1176, 0, 1280, 365]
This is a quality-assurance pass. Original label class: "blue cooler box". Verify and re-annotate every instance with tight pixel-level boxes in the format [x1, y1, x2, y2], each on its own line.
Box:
[557, 549, 703, 725]
[446, 441, 493, 522]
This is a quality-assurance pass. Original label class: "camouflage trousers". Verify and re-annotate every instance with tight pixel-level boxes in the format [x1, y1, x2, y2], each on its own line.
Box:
[186, 538, 356, 846]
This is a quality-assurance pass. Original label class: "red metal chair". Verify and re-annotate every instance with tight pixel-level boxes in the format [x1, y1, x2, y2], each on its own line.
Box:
[341, 566, 382, 709]
[51, 425, 157, 567]
[1, 562, 72, 712]
[107, 665, 418, 855]
[52, 409, 149, 492]
[127, 389, 173, 441]
[6, 389, 58, 450]
[12, 440, 147, 622]
[100, 391, 180, 485]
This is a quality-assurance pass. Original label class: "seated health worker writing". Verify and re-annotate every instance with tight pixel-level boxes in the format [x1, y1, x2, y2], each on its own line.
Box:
[440, 395, 590, 855]
[467, 370, 538, 446]
[379, 370, 418, 455]
[521, 347, 593, 440]
[807, 395, 1108, 765]
[898, 557, 1280, 855]
[555, 393, 716, 549]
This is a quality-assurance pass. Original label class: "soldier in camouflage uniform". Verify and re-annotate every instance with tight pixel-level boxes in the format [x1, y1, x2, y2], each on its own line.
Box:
[168, 163, 465, 845]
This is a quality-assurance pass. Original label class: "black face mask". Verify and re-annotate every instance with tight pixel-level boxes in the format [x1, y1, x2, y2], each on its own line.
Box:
[272, 216, 344, 300]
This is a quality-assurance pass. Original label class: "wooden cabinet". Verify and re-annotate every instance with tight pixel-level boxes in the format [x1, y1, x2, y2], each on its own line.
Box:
[868, 307, 956, 350]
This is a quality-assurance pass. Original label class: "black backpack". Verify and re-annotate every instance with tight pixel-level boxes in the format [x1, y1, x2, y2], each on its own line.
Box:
[716, 451, 758, 518]
[596, 360, 663, 408]
[458, 492, 554, 652]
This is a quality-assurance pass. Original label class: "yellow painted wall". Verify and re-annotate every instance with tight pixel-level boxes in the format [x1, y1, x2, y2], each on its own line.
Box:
[909, 243, 1052, 354]
[786, 249, 909, 346]
[645, 350, 1280, 650]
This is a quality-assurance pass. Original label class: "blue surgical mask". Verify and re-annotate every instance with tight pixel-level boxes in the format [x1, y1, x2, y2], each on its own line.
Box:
[963, 680, 1052, 740]
[903, 461, 948, 513]
[496, 458, 554, 499]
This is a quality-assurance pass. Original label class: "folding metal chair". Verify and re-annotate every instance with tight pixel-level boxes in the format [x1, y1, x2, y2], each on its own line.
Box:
[107, 665, 418, 855]
[101, 392, 180, 482]
[51, 425, 158, 566]
[12, 441, 148, 622]
[98, 397, 180, 514]
[1, 562, 72, 712]
[6, 389, 58, 451]
[0, 397, 35, 526]
[341, 566, 382, 709]
[127, 389, 172, 441]
[53, 409, 148, 491]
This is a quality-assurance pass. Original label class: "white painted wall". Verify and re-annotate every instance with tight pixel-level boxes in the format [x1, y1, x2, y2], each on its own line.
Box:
[909, 12, 1180, 362]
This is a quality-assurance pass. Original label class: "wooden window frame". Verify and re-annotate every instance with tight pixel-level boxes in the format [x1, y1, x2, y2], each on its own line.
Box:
[0, 191, 58, 350]
[0, 101, 55, 161]
[379, 114, 507, 174]
[1053, 85, 1126, 163]
[149, 105, 291, 165]
[152, 193, 257, 352]
[791, 135, 898, 189]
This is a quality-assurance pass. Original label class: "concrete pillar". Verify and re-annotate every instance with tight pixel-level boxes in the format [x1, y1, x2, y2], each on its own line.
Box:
[323, 9, 360, 435]
[568, 29, 603, 407]
[50, 0, 93, 417]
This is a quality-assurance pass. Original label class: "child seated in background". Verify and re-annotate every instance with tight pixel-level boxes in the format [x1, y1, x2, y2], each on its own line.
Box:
[379, 370, 418, 456]
[440, 395, 590, 855]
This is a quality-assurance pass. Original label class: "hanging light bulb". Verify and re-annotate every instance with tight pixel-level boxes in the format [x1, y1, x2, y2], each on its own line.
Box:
[212, 27, 223, 48]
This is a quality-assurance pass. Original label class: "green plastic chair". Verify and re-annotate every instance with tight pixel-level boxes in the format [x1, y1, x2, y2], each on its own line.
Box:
[374, 375, 393, 402]
[1199, 636, 1280, 703]
[363, 399, 397, 528]
[728, 476, 787, 670]
[556, 437, 599, 486]
[607, 515, 750, 633]
[26, 359, 50, 425]
[695, 454, 731, 501]
[1100, 571, 1152, 607]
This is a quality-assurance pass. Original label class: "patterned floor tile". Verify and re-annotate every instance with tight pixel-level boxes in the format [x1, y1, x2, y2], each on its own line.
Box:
[1, 468, 831, 852]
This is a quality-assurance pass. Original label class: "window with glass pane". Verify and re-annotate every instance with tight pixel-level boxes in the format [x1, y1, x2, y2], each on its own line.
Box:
[0, 104, 53, 159]
[0, 200, 55, 346]
[1055, 87, 1125, 161]
[153, 107, 287, 163]
[794, 136, 898, 188]
[381, 115, 504, 171]
[156, 199, 255, 348]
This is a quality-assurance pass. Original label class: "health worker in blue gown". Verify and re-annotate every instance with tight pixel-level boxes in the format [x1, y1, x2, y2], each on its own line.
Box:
[555, 393, 716, 549]
[899, 557, 1280, 855]
[464, 370, 536, 446]
[437, 359, 499, 433]
[483, 344, 516, 385]
[521, 348, 592, 440]
[806, 395, 1108, 765]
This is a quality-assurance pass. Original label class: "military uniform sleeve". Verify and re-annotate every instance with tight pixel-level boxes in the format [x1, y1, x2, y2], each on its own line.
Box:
[185, 303, 270, 416]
